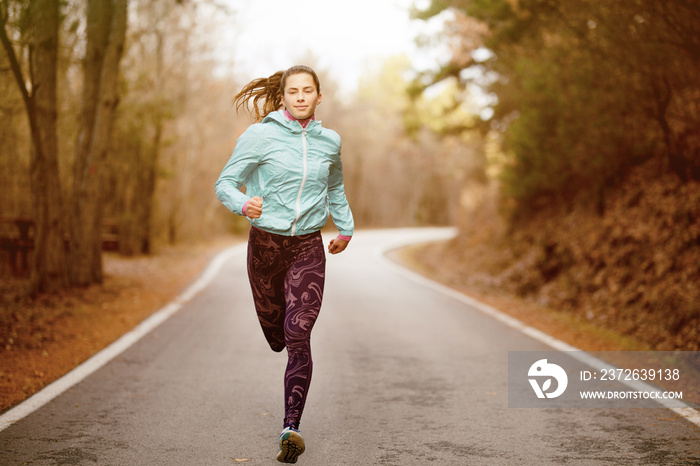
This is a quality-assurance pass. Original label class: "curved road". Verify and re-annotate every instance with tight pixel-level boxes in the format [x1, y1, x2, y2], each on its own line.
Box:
[1, 228, 698, 465]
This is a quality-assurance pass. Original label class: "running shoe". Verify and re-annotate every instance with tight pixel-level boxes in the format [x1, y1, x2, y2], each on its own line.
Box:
[277, 426, 305, 463]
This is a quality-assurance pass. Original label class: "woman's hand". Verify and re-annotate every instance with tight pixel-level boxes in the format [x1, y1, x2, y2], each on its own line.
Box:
[328, 237, 349, 255]
[245, 196, 263, 219]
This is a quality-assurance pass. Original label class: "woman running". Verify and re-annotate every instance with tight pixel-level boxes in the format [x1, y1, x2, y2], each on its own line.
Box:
[215, 65, 354, 463]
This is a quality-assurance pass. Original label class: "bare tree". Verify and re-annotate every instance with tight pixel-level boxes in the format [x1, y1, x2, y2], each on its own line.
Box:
[0, 0, 67, 293]
[70, 0, 127, 285]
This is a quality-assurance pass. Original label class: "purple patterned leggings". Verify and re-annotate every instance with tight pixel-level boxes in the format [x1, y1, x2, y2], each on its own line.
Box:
[246, 226, 325, 429]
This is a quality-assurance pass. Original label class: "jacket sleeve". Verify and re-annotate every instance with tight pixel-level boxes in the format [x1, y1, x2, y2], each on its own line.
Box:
[215, 125, 263, 216]
[327, 143, 355, 237]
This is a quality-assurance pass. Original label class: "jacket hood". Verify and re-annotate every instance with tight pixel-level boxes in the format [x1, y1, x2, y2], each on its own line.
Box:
[263, 109, 322, 135]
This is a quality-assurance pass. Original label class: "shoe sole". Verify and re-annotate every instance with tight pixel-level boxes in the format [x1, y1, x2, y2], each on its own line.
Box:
[277, 431, 305, 463]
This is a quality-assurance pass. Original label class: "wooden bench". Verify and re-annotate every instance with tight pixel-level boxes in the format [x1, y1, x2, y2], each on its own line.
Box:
[0, 218, 121, 275]
[101, 218, 120, 252]
[0, 218, 34, 275]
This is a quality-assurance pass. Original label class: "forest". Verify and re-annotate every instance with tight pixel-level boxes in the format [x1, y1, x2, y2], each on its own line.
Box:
[413, 0, 700, 350]
[0, 0, 478, 291]
[1, 0, 699, 350]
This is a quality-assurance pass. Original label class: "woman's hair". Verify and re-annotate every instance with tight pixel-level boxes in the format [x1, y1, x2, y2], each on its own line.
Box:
[233, 65, 321, 122]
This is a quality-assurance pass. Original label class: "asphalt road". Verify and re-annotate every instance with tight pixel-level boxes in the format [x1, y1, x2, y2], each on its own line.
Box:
[1, 228, 698, 465]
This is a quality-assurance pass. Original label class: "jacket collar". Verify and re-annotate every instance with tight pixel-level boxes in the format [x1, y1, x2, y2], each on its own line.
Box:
[263, 110, 321, 135]
[284, 109, 314, 128]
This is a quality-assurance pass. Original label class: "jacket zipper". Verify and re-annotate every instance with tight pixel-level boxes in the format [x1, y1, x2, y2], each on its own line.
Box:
[291, 127, 308, 236]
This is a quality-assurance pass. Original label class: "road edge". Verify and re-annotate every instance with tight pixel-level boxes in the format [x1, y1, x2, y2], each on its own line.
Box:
[374, 227, 700, 428]
[0, 243, 247, 432]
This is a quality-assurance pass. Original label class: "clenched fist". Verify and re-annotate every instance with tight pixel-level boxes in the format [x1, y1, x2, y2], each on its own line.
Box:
[328, 237, 348, 254]
[245, 196, 263, 219]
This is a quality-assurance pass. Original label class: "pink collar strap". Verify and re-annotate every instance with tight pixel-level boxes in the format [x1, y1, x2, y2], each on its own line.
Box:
[284, 109, 315, 128]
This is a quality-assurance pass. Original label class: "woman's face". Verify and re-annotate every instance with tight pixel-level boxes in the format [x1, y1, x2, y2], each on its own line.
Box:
[282, 73, 322, 120]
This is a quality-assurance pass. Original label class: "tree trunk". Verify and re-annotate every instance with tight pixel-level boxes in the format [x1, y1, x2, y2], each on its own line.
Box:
[70, 0, 127, 285]
[28, 0, 66, 293]
[118, 29, 162, 256]
[119, 130, 158, 256]
[1, 0, 68, 293]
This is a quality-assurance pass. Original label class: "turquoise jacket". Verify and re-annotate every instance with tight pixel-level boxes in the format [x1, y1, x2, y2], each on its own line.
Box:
[215, 110, 354, 237]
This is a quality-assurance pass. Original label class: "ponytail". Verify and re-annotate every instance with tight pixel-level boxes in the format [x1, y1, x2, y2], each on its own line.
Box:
[233, 65, 321, 123]
[232, 71, 284, 123]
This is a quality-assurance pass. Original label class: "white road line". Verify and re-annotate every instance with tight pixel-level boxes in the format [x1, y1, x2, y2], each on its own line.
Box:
[375, 228, 700, 428]
[0, 243, 246, 432]
[4, 229, 698, 431]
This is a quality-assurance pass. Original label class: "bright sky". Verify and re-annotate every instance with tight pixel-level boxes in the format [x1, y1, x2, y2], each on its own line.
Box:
[218, 0, 443, 95]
